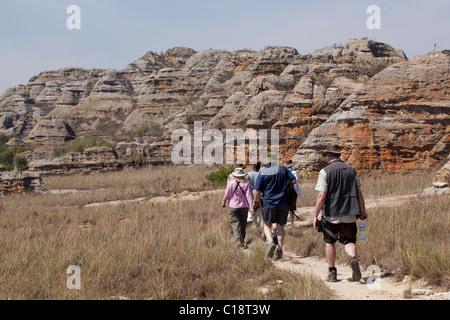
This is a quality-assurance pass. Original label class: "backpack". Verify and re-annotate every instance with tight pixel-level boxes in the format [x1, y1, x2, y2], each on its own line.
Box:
[284, 167, 298, 210]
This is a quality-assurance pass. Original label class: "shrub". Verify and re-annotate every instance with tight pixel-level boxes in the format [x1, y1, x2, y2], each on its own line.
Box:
[53, 147, 67, 158]
[205, 166, 234, 187]
[53, 137, 111, 157]
[134, 124, 149, 134]
[0, 135, 33, 171]
[0, 149, 15, 170]
[14, 156, 28, 171]
[132, 123, 164, 138]
[0, 135, 14, 145]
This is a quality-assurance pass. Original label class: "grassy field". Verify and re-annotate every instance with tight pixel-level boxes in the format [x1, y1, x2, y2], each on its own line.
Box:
[0, 165, 447, 299]
[0, 165, 332, 300]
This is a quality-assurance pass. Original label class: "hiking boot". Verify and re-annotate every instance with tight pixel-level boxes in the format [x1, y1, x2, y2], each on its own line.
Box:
[350, 257, 362, 282]
[272, 234, 278, 245]
[275, 248, 283, 260]
[266, 242, 277, 259]
[326, 268, 337, 282]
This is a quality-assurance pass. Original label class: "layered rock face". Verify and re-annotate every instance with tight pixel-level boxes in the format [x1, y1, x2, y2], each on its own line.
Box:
[28, 147, 121, 175]
[292, 51, 450, 173]
[0, 170, 46, 195]
[1, 39, 448, 174]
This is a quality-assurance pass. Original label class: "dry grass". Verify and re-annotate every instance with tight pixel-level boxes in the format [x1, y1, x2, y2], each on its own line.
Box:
[358, 194, 450, 289]
[0, 165, 333, 300]
[296, 169, 437, 207]
[287, 169, 450, 290]
[1, 165, 446, 299]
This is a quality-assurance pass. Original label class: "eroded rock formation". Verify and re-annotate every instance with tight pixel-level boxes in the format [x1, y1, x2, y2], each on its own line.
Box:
[1, 39, 448, 175]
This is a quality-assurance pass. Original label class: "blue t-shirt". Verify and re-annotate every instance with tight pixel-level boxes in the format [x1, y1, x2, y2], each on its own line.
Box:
[254, 164, 296, 209]
[247, 171, 259, 195]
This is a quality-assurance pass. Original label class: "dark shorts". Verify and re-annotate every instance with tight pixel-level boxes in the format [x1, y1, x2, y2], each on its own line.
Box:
[323, 220, 357, 245]
[262, 202, 290, 226]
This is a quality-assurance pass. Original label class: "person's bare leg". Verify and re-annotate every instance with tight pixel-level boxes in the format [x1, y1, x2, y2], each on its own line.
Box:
[276, 225, 285, 248]
[263, 223, 273, 243]
[264, 222, 277, 259]
[344, 243, 357, 258]
[345, 243, 361, 281]
[325, 243, 336, 267]
[325, 242, 337, 281]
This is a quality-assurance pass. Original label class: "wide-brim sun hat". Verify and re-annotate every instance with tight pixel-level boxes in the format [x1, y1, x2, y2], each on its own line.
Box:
[284, 159, 293, 168]
[231, 167, 247, 177]
[322, 145, 343, 157]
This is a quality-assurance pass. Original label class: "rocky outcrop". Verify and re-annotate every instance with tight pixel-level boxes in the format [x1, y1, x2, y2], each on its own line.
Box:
[304, 39, 407, 63]
[422, 155, 450, 195]
[292, 50, 450, 173]
[433, 155, 450, 188]
[28, 147, 121, 175]
[2, 39, 448, 175]
[0, 170, 46, 196]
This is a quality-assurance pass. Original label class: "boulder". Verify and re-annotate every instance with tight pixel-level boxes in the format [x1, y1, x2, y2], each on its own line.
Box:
[0, 170, 46, 196]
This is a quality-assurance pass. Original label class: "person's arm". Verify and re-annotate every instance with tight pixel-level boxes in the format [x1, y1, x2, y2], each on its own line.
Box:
[245, 184, 253, 212]
[287, 169, 297, 184]
[313, 169, 328, 229]
[253, 174, 264, 208]
[357, 187, 368, 220]
[222, 181, 232, 208]
[313, 192, 327, 229]
[254, 190, 262, 206]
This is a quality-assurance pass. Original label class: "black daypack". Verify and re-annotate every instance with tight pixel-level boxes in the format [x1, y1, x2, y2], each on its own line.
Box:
[283, 167, 297, 210]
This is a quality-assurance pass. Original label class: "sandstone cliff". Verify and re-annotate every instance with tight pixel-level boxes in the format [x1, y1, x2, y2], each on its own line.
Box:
[292, 50, 450, 173]
[1, 39, 448, 175]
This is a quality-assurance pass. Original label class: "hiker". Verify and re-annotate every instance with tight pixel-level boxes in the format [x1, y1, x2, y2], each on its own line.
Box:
[247, 162, 264, 240]
[284, 160, 302, 227]
[222, 167, 253, 249]
[313, 145, 368, 282]
[254, 158, 297, 260]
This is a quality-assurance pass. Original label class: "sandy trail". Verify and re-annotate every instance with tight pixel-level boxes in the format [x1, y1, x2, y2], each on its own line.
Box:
[273, 252, 408, 300]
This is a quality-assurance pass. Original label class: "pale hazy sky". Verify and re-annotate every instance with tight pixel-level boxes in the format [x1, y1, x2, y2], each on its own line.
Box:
[1, 0, 449, 93]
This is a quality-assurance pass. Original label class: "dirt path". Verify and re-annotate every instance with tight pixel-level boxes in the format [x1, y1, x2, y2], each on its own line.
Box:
[273, 252, 410, 300]
[83, 189, 224, 208]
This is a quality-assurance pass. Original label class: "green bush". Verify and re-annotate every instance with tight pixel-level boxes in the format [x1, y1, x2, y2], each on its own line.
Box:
[0, 135, 32, 171]
[132, 123, 164, 137]
[14, 156, 28, 171]
[53, 147, 67, 158]
[0, 149, 15, 170]
[134, 124, 149, 134]
[53, 137, 112, 157]
[205, 166, 234, 186]
[0, 135, 13, 145]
